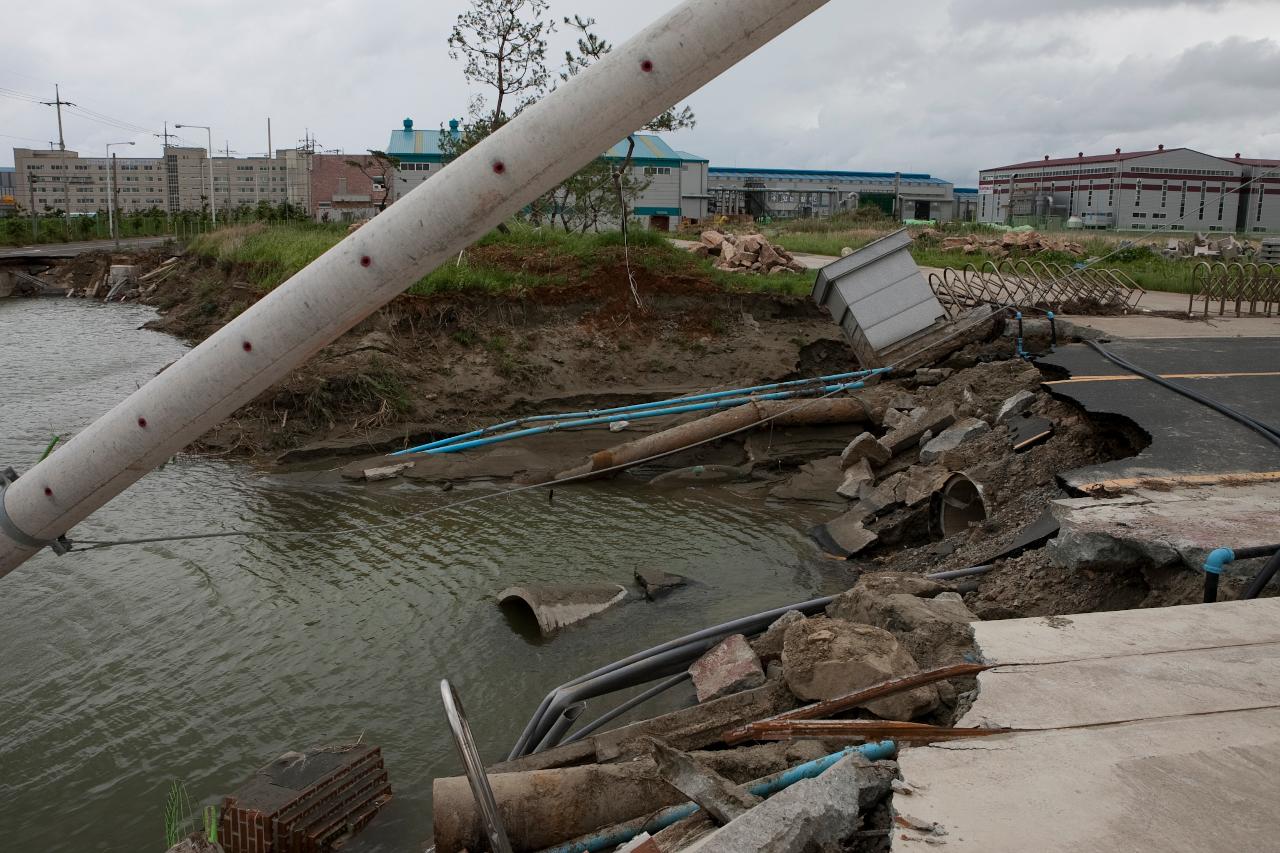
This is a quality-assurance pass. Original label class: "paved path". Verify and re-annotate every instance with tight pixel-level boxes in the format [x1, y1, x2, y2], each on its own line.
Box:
[0, 236, 174, 260]
[668, 238, 836, 270]
[896, 598, 1280, 852]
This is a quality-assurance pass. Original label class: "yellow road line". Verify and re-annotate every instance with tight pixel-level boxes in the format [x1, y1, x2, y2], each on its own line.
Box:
[1047, 371, 1280, 384]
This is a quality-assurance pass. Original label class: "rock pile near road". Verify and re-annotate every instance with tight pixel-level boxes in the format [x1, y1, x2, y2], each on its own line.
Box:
[689, 230, 809, 274]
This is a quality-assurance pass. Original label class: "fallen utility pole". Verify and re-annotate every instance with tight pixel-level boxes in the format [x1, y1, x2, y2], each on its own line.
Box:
[554, 397, 871, 481]
[0, 0, 833, 578]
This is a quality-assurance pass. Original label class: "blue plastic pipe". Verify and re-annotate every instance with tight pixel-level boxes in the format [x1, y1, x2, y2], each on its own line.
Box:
[391, 370, 887, 457]
[396, 380, 874, 457]
[541, 741, 897, 853]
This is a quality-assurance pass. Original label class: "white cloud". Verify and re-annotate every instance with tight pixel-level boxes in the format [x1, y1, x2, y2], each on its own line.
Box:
[3, 0, 1280, 187]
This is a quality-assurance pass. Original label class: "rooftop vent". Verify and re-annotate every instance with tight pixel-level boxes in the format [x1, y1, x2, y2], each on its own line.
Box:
[403, 117, 413, 130]
[1158, 144, 1164, 151]
[1115, 148, 1121, 155]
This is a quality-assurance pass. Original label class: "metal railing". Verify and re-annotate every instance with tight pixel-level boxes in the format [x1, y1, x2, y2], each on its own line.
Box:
[1188, 261, 1279, 317]
[927, 259, 1144, 317]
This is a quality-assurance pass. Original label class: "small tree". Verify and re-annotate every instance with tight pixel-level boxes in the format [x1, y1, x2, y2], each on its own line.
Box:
[345, 150, 402, 211]
[448, 0, 554, 130]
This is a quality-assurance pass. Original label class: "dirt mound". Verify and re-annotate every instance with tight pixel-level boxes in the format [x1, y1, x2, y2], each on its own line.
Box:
[135, 252, 848, 459]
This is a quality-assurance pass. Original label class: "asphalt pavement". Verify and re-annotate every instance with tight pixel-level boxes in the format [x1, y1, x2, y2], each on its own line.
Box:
[0, 236, 175, 260]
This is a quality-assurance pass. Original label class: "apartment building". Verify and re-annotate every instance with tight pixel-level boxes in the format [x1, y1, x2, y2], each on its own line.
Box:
[977, 146, 1280, 233]
[12, 146, 313, 216]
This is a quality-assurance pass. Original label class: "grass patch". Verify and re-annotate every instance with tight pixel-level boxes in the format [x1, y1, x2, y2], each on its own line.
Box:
[188, 221, 811, 297]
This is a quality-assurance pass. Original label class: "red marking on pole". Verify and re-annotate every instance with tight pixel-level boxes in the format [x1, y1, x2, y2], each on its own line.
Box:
[492, 161, 506, 175]
[242, 341, 253, 352]
[44, 487, 53, 497]
[360, 255, 372, 268]
[641, 59, 654, 72]
[137, 417, 148, 429]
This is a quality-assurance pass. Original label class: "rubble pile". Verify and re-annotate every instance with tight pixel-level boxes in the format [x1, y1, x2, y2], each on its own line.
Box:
[435, 572, 980, 853]
[689, 230, 809, 274]
[1160, 232, 1258, 261]
[930, 229, 1086, 259]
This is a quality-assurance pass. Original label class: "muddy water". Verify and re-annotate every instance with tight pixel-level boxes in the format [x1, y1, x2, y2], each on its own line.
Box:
[0, 299, 851, 852]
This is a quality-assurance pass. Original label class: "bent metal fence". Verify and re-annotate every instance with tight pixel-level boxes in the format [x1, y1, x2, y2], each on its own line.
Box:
[1189, 261, 1279, 317]
[927, 259, 1144, 318]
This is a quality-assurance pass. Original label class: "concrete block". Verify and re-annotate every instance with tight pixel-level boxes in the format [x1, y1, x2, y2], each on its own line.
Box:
[690, 634, 767, 703]
[840, 432, 891, 468]
[995, 390, 1036, 424]
[782, 616, 938, 720]
[881, 404, 957, 455]
[920, 417, 991, 463]
[836, 458, 875, 500]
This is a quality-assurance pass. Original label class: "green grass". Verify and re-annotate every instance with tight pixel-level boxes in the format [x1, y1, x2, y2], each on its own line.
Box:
[761, 218, 1199, 294]
[187, 221, 812, 296]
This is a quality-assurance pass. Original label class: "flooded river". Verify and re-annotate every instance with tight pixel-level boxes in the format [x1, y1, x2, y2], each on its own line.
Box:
[0, 298, 851, 851]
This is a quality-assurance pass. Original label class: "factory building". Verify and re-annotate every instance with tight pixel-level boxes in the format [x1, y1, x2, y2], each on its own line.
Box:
[385, 118, 710, 231]
[706, 167, 961, 223]
[977, 146, 1280, 233]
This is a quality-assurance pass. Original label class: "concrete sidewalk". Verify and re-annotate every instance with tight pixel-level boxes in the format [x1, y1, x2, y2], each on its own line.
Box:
[895, 598, 1280, 851]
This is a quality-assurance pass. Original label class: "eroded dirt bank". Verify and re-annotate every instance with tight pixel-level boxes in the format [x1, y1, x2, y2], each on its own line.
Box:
[131, 250, 858, 461]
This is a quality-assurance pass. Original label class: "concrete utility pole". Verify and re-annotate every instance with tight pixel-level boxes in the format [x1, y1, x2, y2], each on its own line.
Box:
[175, 123, 215, 226]
[40, 84, 74, 152]
[105, 141, 134, 248]
[0, 0, 833, 578]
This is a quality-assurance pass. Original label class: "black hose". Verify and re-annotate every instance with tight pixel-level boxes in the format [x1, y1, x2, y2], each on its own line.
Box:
[1084, 341, 1280, 450]
[1243, 550, 1280, 600]
[1204, 572, 1220, 604]
[1233, 544, 1280, 560]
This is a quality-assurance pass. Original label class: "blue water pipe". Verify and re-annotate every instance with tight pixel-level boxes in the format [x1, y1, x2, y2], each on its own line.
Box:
[542, 741, 897, 853]
[1202, 544, 1280, 603]
[394, 373, 885, 458]
[391, 370, 888, 457]
[1014, 311, 1027, 359]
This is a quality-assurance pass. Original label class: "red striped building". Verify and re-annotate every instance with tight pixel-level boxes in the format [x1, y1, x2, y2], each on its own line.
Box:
[977, 146, 1279, 234]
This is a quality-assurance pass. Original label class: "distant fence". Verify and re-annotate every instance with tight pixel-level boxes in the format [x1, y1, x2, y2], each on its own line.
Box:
[1189, 261, 1279, 317]
[928, 259, 1144, 316]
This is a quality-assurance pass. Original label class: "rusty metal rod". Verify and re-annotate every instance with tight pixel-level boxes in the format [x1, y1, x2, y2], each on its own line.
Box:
[722, 662, 989, 745]
[745, 720, 1011, 743]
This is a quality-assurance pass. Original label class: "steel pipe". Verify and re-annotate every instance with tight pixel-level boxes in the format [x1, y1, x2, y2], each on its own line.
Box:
[0, 0, 833, 577]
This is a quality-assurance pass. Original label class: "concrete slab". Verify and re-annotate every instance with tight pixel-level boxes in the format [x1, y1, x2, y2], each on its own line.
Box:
[1046, 483, 1280, 574]
[894, 600, 1280, 852]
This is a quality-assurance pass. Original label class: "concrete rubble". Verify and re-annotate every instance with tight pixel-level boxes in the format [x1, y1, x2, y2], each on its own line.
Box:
[690, 635, 767, 703]
[635, 568, 688, 600]
[690, 230, 809, 275]
[497, 583, 629, 636]
[931, 229, 1086, 259]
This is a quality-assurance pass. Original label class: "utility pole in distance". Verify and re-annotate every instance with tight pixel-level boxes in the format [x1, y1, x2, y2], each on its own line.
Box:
[40, 84, 75, 151]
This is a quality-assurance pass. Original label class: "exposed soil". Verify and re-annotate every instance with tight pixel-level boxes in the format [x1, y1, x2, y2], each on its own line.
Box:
[131, 251, 858, 460]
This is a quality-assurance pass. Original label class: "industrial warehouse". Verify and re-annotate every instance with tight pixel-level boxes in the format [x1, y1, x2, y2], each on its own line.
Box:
[978, 146, 1280, 233]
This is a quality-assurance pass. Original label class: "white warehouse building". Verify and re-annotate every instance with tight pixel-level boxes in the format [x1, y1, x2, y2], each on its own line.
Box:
[978, 146, 1280, 234]
[707, 167, 961, 223]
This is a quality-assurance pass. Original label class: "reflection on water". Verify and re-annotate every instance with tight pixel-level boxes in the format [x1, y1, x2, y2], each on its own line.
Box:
[0, 299, 850, 851]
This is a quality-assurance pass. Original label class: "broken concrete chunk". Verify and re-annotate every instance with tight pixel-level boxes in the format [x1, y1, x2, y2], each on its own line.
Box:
[920, 417, 992, 463]
[827, 583, 977, 670]
[782, 617, 939, 720]
[634, 568, 687, 600]
[686, 755, 896, 853]
[700, 230, 726, 248]
[913, 367, 953, 386]
[836, 457, 875, 500]
[362, 461, 414, 482]
[840, 432, 892, 468]
[769, 456, 845, 502]
[689, 634, 767, 703]
[647, 739, 761, 825]
[810, 508, 878, 558]
[995, 390, 1036, 424]
[750, 610, 805, 664]
[881, 404, 957, 455]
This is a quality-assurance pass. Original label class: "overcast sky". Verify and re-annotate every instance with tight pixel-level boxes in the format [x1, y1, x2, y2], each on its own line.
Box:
[4, 0, 1279, 183]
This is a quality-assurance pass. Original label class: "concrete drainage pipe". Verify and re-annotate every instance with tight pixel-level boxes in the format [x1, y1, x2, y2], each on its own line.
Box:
[934, 473, 987, 537]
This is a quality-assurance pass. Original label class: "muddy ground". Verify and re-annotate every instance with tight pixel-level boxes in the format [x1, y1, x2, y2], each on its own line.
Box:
[49, 248, 1217, 626]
